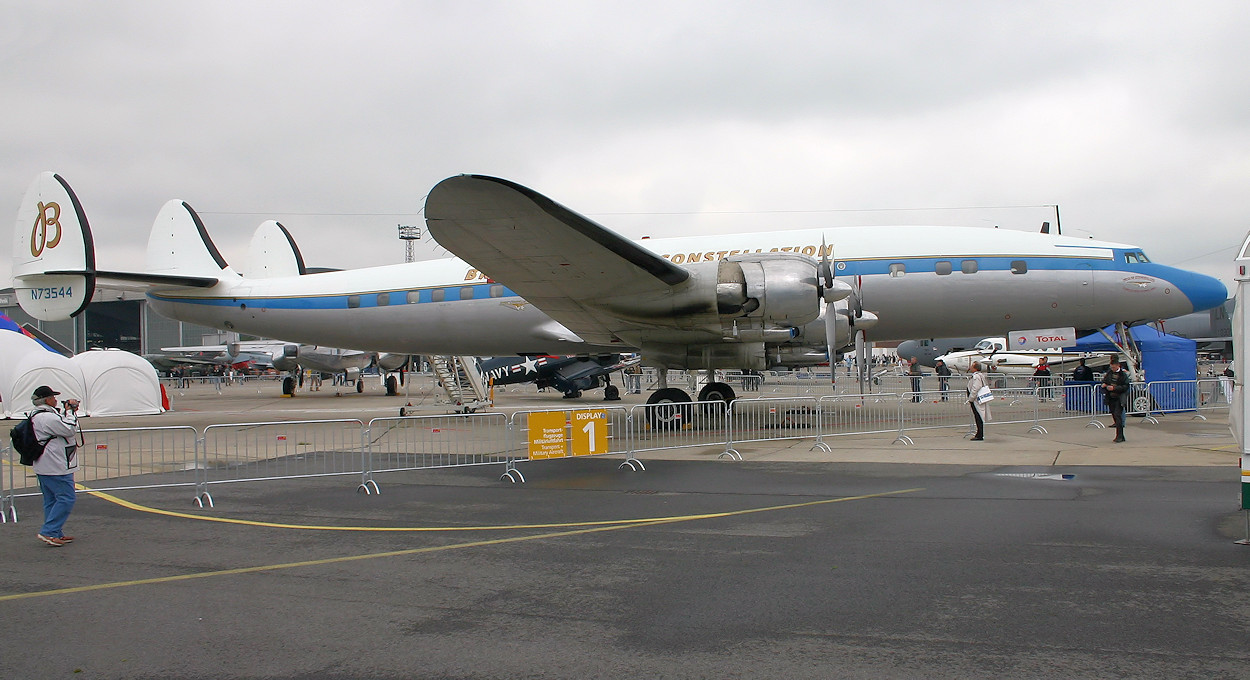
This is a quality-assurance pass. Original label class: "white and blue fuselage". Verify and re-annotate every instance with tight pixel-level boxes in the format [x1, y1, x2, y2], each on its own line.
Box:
[145, 225, 1226, 360]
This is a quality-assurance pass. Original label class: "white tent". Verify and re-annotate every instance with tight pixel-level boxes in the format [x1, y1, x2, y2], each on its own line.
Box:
[71, 349, 165, 416]
[0, 332, 45, 413]
[6, 345, 87, 419]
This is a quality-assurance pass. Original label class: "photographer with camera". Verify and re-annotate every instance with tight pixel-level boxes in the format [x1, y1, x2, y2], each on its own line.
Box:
[29, 385, 82, 547]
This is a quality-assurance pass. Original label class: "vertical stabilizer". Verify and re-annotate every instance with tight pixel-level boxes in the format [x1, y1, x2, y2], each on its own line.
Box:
[246, 220, 307, 278]
[146, 200, 236, 279]
[11, 172, 96, 320]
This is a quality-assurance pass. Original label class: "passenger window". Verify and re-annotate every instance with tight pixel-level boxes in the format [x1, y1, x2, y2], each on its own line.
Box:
[460, 286, 474, 300]
[889, 263, 906, 278]
[1011, 260, 1027, 274]
[961, 260, 978, 274]
[935, 261, 952, 275]
[347, 295, 361, 309]
[431, 289, 445, 303]
[407, 291, 420, 304]
[376, 292, 389, 306]
[490, 284, 504, 298]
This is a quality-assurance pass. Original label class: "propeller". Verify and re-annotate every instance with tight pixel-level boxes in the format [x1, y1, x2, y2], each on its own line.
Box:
[818, 238, 851, 368]
[817, 237, 875, 370]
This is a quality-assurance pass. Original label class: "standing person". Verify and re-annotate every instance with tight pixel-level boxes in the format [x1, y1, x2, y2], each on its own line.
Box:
[1071, 358, 1094, 382]
[29, 385, 81, 546]
[1102, 356, 1130, 443]
[1033, 356, 1053, 401]
[966, 361, 989, 441]
[907, 357, 923, 402]
[934, 359, 952, 401]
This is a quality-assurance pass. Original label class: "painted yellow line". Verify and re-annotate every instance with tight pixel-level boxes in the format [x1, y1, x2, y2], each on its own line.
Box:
[0, 487, 922, 602]
[79, 485, 919, 532]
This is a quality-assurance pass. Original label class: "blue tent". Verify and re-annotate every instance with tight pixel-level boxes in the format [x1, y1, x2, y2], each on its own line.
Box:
[1065, 325, 1198, 412]
[0, 313, 59, 354]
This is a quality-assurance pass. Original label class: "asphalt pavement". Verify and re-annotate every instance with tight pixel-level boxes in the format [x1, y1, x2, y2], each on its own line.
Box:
[1, 381, 1247, 679]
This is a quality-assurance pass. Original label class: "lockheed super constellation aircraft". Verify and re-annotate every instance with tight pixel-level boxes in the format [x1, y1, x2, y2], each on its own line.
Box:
[10, 173, 1227, 411]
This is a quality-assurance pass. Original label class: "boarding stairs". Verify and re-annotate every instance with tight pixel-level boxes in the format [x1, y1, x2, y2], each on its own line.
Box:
[430, 355, 491, 413]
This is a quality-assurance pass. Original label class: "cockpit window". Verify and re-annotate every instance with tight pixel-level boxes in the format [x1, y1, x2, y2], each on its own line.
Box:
[1124, 251, 1151, 264]
[974, 340, 994, 351]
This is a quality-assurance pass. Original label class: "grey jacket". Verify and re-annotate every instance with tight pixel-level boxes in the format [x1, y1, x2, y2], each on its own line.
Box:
[30, 404, 79, 476]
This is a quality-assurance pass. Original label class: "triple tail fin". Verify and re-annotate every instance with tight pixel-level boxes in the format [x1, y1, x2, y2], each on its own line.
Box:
[246, 220, 307, 278]
[10, 172, 96, 320]
[146, 200, 239, 281]
[10, 173, 230, 322]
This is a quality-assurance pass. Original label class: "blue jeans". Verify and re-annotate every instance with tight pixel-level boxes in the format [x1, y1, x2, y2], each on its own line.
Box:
[37, 473, 76, 538]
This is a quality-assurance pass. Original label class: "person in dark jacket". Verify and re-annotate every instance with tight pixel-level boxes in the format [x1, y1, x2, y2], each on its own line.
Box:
[1071, 358, 1094, 382]
[934, 359, 952, 401]
[1101, 356, 1130, 443]
[907, 357, 923, 402]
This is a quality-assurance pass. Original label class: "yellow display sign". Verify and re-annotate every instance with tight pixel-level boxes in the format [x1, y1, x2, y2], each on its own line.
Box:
[527, 410, 569, 460]
[570, 409, 607, 456]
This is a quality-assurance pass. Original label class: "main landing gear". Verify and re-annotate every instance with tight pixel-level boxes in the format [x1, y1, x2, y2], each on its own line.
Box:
[643, 369, 737, 429]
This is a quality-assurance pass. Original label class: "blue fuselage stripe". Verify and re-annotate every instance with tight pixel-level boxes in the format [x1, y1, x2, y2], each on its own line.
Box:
[146, 250, 1196, 311]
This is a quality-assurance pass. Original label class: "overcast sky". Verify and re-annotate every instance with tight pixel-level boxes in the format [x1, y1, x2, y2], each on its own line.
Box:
[3, 1, 1247, 295]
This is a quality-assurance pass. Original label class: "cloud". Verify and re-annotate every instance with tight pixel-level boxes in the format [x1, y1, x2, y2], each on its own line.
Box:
[2, 0, 1247, 292]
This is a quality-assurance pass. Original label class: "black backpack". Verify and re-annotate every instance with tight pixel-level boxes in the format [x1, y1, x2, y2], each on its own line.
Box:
[9, 416, 52, 466]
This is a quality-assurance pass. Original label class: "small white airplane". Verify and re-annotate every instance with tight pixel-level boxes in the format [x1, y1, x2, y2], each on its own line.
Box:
[935, 337, 1111, 375]
[9, 173, 1227, 412]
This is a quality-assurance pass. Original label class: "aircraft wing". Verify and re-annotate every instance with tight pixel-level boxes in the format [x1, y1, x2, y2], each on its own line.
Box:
[425, 175, 705, 347]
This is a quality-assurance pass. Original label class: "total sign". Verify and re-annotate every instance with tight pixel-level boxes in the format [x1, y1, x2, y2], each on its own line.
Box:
[1008, 327, 1077, 351]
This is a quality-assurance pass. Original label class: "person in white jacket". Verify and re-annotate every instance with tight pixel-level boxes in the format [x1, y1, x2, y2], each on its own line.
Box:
[29, 385, 81, 546]
[966, 362, 990, 441]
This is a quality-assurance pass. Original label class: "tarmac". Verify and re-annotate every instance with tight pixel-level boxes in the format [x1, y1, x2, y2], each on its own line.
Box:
[2, 379, 1247, 679]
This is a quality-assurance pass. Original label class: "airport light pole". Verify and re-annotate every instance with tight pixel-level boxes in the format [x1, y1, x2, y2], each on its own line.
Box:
[398, 224, 422, 263]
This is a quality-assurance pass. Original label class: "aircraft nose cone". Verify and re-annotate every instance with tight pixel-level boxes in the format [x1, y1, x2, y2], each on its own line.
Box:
[1172, 269, 1228, 313]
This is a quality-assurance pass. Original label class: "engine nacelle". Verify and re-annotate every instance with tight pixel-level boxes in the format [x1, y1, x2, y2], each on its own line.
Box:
[272, 344, 301, 372]
[643, 341, 768, 370]
[377, 353, 410, 372]
[715, 253, 821, 325]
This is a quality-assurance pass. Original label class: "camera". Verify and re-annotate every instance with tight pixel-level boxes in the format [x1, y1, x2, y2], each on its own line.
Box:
[65, 399, 80, 411]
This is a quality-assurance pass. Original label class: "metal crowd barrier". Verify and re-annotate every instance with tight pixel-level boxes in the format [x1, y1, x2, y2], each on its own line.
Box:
[726, 396, 822, 458]
[1, 442, 14, 523]
[363, 412, 511, 488]
[893, 390, 977, 444]
[1, 426, 201, 520]
[509, 406, 635, 478]
[815, 393, 902, 441]
[1, 378, 1231, 524]
[629, 400, 730, 459]
[197, 419, 366, 506]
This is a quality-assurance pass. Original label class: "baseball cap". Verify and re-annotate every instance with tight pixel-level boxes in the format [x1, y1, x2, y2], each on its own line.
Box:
[32, 385, 60, 399]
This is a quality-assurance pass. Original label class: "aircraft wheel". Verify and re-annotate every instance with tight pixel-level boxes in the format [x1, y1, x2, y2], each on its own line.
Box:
[645, 388, 693, 430]
[385, 375, 398, 396]
[604, 384, 621, 401]
[356, 380, 364, 394]
[698, 381, 736, 404]
[282, 376, 296, 396]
